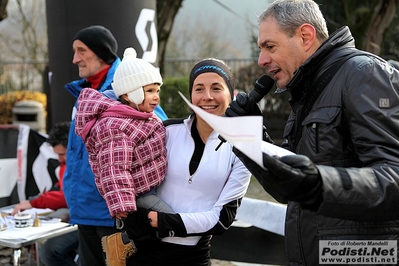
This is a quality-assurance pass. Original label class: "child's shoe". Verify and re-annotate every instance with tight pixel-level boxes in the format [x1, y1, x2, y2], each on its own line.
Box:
[101, 232, 136, 266]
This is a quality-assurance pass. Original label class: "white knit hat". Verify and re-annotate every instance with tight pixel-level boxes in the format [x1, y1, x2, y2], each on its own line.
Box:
[112, 47, 163, 105]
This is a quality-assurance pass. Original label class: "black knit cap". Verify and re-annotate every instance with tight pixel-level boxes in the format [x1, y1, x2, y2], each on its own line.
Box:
[189, 58, 235, 100]
[73, 25, 118, 65]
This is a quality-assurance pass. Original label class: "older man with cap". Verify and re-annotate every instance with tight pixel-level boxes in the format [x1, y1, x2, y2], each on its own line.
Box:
[63, 25, 167, 266]
[61, 25, 121, 266]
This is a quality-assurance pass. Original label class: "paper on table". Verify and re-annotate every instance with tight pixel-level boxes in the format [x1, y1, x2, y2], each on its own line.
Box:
[178, 92, 294, 168]
[1, 207, 53, 216]
[0, 221, 69, 240]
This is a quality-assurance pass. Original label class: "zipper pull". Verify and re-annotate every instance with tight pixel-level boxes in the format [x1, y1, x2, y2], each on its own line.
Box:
[188, 176, 193, 184]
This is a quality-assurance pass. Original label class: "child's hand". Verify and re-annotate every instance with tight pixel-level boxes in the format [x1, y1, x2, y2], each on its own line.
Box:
[115, 211, 128, 219]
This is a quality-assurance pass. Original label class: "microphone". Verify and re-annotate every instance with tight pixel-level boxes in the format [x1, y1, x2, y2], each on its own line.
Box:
[248, 74, 275, 103]
[215, 74, 275, 151]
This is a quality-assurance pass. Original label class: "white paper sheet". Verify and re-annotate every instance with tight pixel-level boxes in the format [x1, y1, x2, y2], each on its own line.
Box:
[178, 92, 294, 168]
[0, 221, 70, 240]
[260, 141, 294, 157]
[1, 207, 53, 216]
[236, 197, 287, 236]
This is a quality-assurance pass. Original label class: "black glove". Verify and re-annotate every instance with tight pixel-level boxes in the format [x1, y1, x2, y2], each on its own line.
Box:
[157, 212, 187, 238]
[225, 92, 273, 143]
[225, 92, 262, 117]
[234, 148, 322, 210]
[123, 208, 155, 242]
[233, 147, 288, 203]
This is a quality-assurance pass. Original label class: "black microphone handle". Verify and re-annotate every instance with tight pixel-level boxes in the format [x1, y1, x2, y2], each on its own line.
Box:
[248, 74, 275, 102]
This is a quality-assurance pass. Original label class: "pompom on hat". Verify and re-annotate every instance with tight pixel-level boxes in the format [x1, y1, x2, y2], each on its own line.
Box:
[73, 25, 118, 65]
[112, 47, 163, 105]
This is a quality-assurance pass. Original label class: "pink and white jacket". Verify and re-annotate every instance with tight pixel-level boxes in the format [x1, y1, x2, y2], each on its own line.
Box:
[75, 88, 167, 217]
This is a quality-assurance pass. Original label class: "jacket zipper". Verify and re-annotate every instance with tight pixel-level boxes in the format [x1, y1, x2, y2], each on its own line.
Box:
[297, 205, 307, 265]
[313, 123, 319, 153]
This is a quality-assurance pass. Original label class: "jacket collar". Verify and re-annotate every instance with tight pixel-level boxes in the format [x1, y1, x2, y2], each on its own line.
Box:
[279, 26, 355, 95]
[65, 57, 121, 99]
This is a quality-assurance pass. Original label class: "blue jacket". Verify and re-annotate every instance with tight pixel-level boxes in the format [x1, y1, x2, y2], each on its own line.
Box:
[63, 58, 167, 226]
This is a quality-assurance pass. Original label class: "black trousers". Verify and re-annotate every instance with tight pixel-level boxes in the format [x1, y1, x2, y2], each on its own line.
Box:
[78, 224, 118, 266]
[126, 235, 212, 266]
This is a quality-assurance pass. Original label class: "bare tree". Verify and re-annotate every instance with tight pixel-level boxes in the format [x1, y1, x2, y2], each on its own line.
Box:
[0, 0, 7, 21]
[161, 5, 237, 78]
[364, 0, 398, 55]
[157, 0, 184, 75]
[0, 0, 47, 63]
[1, 0, 187, 88]
[166, 13, 233, 57]
[0, 0, 47, 91]
[317, 0, 398, 55]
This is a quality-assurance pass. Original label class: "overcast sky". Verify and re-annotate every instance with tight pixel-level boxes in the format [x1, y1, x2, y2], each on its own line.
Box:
[173, 0, 273, 58]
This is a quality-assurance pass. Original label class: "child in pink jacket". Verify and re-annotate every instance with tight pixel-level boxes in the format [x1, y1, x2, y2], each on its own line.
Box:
[75, 47, 173, 266]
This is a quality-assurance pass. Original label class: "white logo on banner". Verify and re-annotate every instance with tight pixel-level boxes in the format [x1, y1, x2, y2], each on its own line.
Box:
[135, 8, 158, 63]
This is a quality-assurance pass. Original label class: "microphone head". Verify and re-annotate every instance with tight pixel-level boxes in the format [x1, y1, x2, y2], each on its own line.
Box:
[249, 74, 275, 102]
